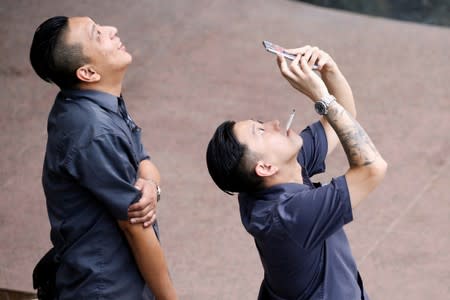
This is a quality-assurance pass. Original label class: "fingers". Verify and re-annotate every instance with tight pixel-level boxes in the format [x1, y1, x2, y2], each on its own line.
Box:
[134, 178, 145, 191]
[276, 45, 329, 99]
[128, 178, 159, 226]
[129, 180, 157, 212]
[128, 189, 156, 216]
[143, 214, 157, 228]
[299, 55, 313, 75]
[301, 46, 313, 63]
[284, 45, 311, 55]
[128, 199, 157, 227]
[277, 53, 296, 80]
[284, 45, 318, 64]
[128, 203, 154, 218]
[297, 46, 321, 70]
[277, 50, 306, 78]
[277, 49, 317, 81]
[316, 50, 331, 70]
[289, 53, 309, 80]
[130, 210, 157, 227]
[308, 47, 320, 69]
[128, 197, 149, 212]
[284, 45, 331, 71]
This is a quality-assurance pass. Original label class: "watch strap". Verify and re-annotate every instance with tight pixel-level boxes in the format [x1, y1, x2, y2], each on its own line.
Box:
[147, 179, 161, 202]
[321, 94, 336, 106]
[314, 94, 336, 115]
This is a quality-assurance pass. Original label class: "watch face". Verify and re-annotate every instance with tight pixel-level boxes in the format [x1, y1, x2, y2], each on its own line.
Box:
[315, 101, 327, 115]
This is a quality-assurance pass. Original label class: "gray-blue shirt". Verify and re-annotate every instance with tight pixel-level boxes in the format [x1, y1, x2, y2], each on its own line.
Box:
[42, 89, 155, 299]
[238, 122, 369, 300]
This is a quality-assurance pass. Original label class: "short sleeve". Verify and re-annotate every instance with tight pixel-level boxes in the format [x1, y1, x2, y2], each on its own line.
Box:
[65, 134, 141, 220]
[276, 176, 352, 250]
[136, 129, 150, 162]
[139, 141, 150, 162]
[298, 121, 328, 176]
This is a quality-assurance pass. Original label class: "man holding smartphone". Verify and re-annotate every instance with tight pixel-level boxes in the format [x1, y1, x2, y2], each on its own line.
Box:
[206, 46, 387, 299]
[30, 16, 177, 299]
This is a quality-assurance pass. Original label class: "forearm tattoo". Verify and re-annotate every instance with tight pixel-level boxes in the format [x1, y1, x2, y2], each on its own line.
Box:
[326, 102, 379, 167]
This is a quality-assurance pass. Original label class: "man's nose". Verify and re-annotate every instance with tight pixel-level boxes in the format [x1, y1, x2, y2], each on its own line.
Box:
[269, 120, 281, 131]
[108, 26, 118, 38]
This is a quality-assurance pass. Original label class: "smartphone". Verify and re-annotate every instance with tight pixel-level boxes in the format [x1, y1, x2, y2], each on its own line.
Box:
[262, 40, 318, 70]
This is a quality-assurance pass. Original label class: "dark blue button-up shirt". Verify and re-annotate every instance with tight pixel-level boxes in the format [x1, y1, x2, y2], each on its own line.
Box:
[42, 89, 155, 299]
[239, 122, 369, 300]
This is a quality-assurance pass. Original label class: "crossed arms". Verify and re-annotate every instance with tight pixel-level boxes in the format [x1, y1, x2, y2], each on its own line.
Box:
[118, 159, 178, 300]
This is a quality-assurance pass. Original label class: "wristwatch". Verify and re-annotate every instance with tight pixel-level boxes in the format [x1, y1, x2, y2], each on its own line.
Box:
[148, 179, 161, 202]
[314, 94, 336, 115]
[155, 184, 161, 202]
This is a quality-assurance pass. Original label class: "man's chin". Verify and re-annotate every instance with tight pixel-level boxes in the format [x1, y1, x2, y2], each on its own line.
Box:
[291, 135, 303, 150]
[125, 52, 133, 64]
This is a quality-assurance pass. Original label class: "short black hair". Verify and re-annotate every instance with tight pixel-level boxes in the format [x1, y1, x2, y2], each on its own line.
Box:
[29, 16, 89, 89]
[206, 120, 264, 195]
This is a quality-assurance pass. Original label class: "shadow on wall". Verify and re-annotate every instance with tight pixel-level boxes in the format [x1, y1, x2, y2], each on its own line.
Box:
[296, 0, 450, 27]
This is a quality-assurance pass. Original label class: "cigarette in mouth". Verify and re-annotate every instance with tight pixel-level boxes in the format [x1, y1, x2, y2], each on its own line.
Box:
[285, 109, 296, 132]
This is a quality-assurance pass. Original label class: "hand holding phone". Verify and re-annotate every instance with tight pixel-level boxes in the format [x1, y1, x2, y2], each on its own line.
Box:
[262, 41, 319, 70]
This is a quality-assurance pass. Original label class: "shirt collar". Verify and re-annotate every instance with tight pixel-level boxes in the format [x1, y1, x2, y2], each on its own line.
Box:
[58, 89, 119, 113]
[239, 182, 310, 202]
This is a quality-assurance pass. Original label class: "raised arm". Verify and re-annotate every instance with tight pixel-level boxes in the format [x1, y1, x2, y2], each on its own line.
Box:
[118, 220, 178, 300]
[284, 46, 356, 155]
[325, 100, 387, 207]
[277, 50, 387, 208]
[319, 50, 356, 155]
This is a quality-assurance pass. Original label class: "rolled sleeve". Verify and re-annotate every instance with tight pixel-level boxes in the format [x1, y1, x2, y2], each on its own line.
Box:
[276, 175, 352, 250]
[65, 133, 141, 220]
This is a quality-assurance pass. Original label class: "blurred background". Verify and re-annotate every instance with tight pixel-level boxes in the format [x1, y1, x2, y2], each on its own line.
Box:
[1, 0, 449, 299]
[298, 0, 450, 26]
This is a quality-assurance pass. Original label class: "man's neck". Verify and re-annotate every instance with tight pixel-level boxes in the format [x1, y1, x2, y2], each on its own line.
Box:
[77, 69, 126, 97]
[265, 161, 303, 188]
[77, 81, 123, 97]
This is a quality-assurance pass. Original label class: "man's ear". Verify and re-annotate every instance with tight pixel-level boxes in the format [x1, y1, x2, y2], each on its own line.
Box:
[76, 65, 101, 83]
[255, 161, 278, 178]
